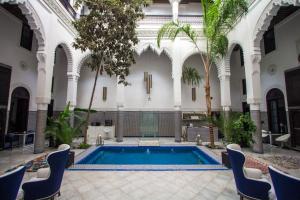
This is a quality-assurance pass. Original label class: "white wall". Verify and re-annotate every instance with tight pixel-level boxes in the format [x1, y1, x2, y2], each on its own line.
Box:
[181, 54, 221, 111]
[0, 7, 38, 112]
[124, 50, 173, 110]
[179, 3, 202, 15]
[53, 47, 68, 111]
[230, 48, 246, 112]
[143, 3, 172, 15]
[77, 66, 117, 110]
[260, 11, 300, 112]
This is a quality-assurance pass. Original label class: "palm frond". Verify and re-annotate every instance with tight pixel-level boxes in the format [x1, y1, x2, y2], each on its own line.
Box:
[182, 66, 202, 86]
[157, 21, 198, 47]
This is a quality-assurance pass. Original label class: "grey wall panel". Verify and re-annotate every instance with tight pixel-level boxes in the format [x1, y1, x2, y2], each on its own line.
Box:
[158, 112, 175, 137]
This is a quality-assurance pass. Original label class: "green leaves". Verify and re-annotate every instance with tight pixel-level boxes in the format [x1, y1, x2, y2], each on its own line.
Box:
[73, 0, 149, 85]
[202, 0, 248, 60]
[182, 66, 202, 86]
[157, 21, 198, 48]
[46, 102, 87, 146]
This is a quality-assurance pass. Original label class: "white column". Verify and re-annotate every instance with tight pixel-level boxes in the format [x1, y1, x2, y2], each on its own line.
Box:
[170, 0, 180, 22]
[35, 51, 51, 153]
[172, 60, 182, 110]
[116, 77, 125, 142]
[219, 74, 231, 111]
[116, 77, 125, 111]
[67, 72, 79, 110]
[245, 49, 263, 153]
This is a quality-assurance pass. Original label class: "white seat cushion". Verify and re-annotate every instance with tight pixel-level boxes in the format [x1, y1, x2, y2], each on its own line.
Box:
[244, 167, 263, 179]
[36, 167, 50, 178]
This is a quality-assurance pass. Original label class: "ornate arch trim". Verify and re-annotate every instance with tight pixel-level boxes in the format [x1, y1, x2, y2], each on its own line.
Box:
[253, 0, 300, 48]
[135, 43, 173, 62]
[17, 0, 46, 50]
[55, 42, 74, 72]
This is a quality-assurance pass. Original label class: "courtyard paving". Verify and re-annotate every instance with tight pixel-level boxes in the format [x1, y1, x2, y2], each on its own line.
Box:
[54, 170, 238, 200]
[1, 138, 300, 200]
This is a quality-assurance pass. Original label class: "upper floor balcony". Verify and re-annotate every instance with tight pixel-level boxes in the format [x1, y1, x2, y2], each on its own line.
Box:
[58, 0, 77, 19]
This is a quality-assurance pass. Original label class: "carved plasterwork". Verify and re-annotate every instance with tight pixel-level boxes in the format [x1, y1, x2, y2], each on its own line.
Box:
[55, 42, 74, 72]
[135, 42, 173, 61]
[43, 0, 77, 35]
[1, 0, 46, 50]
[253, 0, 300, 48]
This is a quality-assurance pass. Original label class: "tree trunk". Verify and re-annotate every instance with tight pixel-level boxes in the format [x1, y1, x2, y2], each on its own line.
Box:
[83, 66, 100, 144]
[204, 59, 215, 148]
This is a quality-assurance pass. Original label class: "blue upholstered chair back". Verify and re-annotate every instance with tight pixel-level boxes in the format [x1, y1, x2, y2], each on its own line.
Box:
[0, 166, 26, 200]
[227, 146, 271, 200]
[22, 146, 70, 200]
[269, 166, 300, 200]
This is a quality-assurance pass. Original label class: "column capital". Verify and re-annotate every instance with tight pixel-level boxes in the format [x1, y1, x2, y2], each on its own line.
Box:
[218, 72, 231, 80]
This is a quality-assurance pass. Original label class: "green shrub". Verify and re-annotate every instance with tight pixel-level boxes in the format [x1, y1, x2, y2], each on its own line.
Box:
[214, 112, 256, 147]
[78, 143, 91, 149]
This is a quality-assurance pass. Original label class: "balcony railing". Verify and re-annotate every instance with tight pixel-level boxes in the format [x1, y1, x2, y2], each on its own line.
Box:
[59, 0, 77, 19]
[139, 15, 203, 26]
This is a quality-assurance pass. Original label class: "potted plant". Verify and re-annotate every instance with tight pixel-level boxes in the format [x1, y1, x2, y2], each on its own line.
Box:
[46, 102, 86, 168]
[214, 112, 256, 168]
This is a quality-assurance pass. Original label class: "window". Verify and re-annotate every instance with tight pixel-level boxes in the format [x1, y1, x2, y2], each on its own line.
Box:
[20, 23, 33, 51]
[263, 28, 276, 54]
[242, 79, 247, 95]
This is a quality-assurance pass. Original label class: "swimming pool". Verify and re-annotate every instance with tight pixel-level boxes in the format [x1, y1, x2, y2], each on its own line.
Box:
[77, 146, 219, 165]
[71, 146, 226, 171]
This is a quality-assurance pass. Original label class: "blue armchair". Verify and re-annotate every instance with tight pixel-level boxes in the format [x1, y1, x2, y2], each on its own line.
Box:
[269, 166, 300, 200]
[0, 166, 26, 200]
[227, 144, 272, 200]
[22, 144, 70, 200]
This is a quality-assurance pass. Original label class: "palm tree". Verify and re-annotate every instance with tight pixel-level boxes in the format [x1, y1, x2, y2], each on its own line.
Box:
[157, 0, 248, 147]
[182, 66, 202, 86]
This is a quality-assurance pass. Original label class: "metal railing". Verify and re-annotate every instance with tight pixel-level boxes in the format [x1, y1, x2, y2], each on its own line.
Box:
[59, 0, 77, 19]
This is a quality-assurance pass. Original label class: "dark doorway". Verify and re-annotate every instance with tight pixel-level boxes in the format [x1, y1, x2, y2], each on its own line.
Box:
[0, 65, 12, 148]
[266, 88, 287, 133]
[8, 87, 30, 133]
[285, 67, 300, 147]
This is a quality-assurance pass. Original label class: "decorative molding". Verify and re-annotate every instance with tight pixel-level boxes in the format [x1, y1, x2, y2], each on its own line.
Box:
[135, 42, 172, 61]
[137, 28, 203, 38]
[138, 15, 203, 26]
[1, 0, 46, 50]
[55, 42, 74, 72]
[253, 0, 300, 48]
[43, 0, 77, 35]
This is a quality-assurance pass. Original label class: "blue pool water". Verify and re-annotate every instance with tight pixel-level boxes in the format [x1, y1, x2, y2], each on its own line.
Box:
[77, 146, 220, 165]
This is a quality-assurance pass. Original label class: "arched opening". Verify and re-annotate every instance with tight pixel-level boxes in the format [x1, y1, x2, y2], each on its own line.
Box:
[181, 53, 220, 113]
[0, 3, 41, 148]
[229, 44, 248, 113]
[125, 49, 173, 137]
[49, 45, 69, 118]
[8, 87, 30, 132]
[77, 56, 118, 110]
[256, 4, 300, 147]
[266, 88, 287, 134]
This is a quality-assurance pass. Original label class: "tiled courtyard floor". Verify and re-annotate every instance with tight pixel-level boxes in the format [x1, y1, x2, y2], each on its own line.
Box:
[1, 138, 300, 200]
[57, 170, 239, 200]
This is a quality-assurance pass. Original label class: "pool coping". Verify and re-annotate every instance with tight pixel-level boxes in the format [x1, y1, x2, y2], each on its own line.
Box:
[68, 145, 228, 171]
